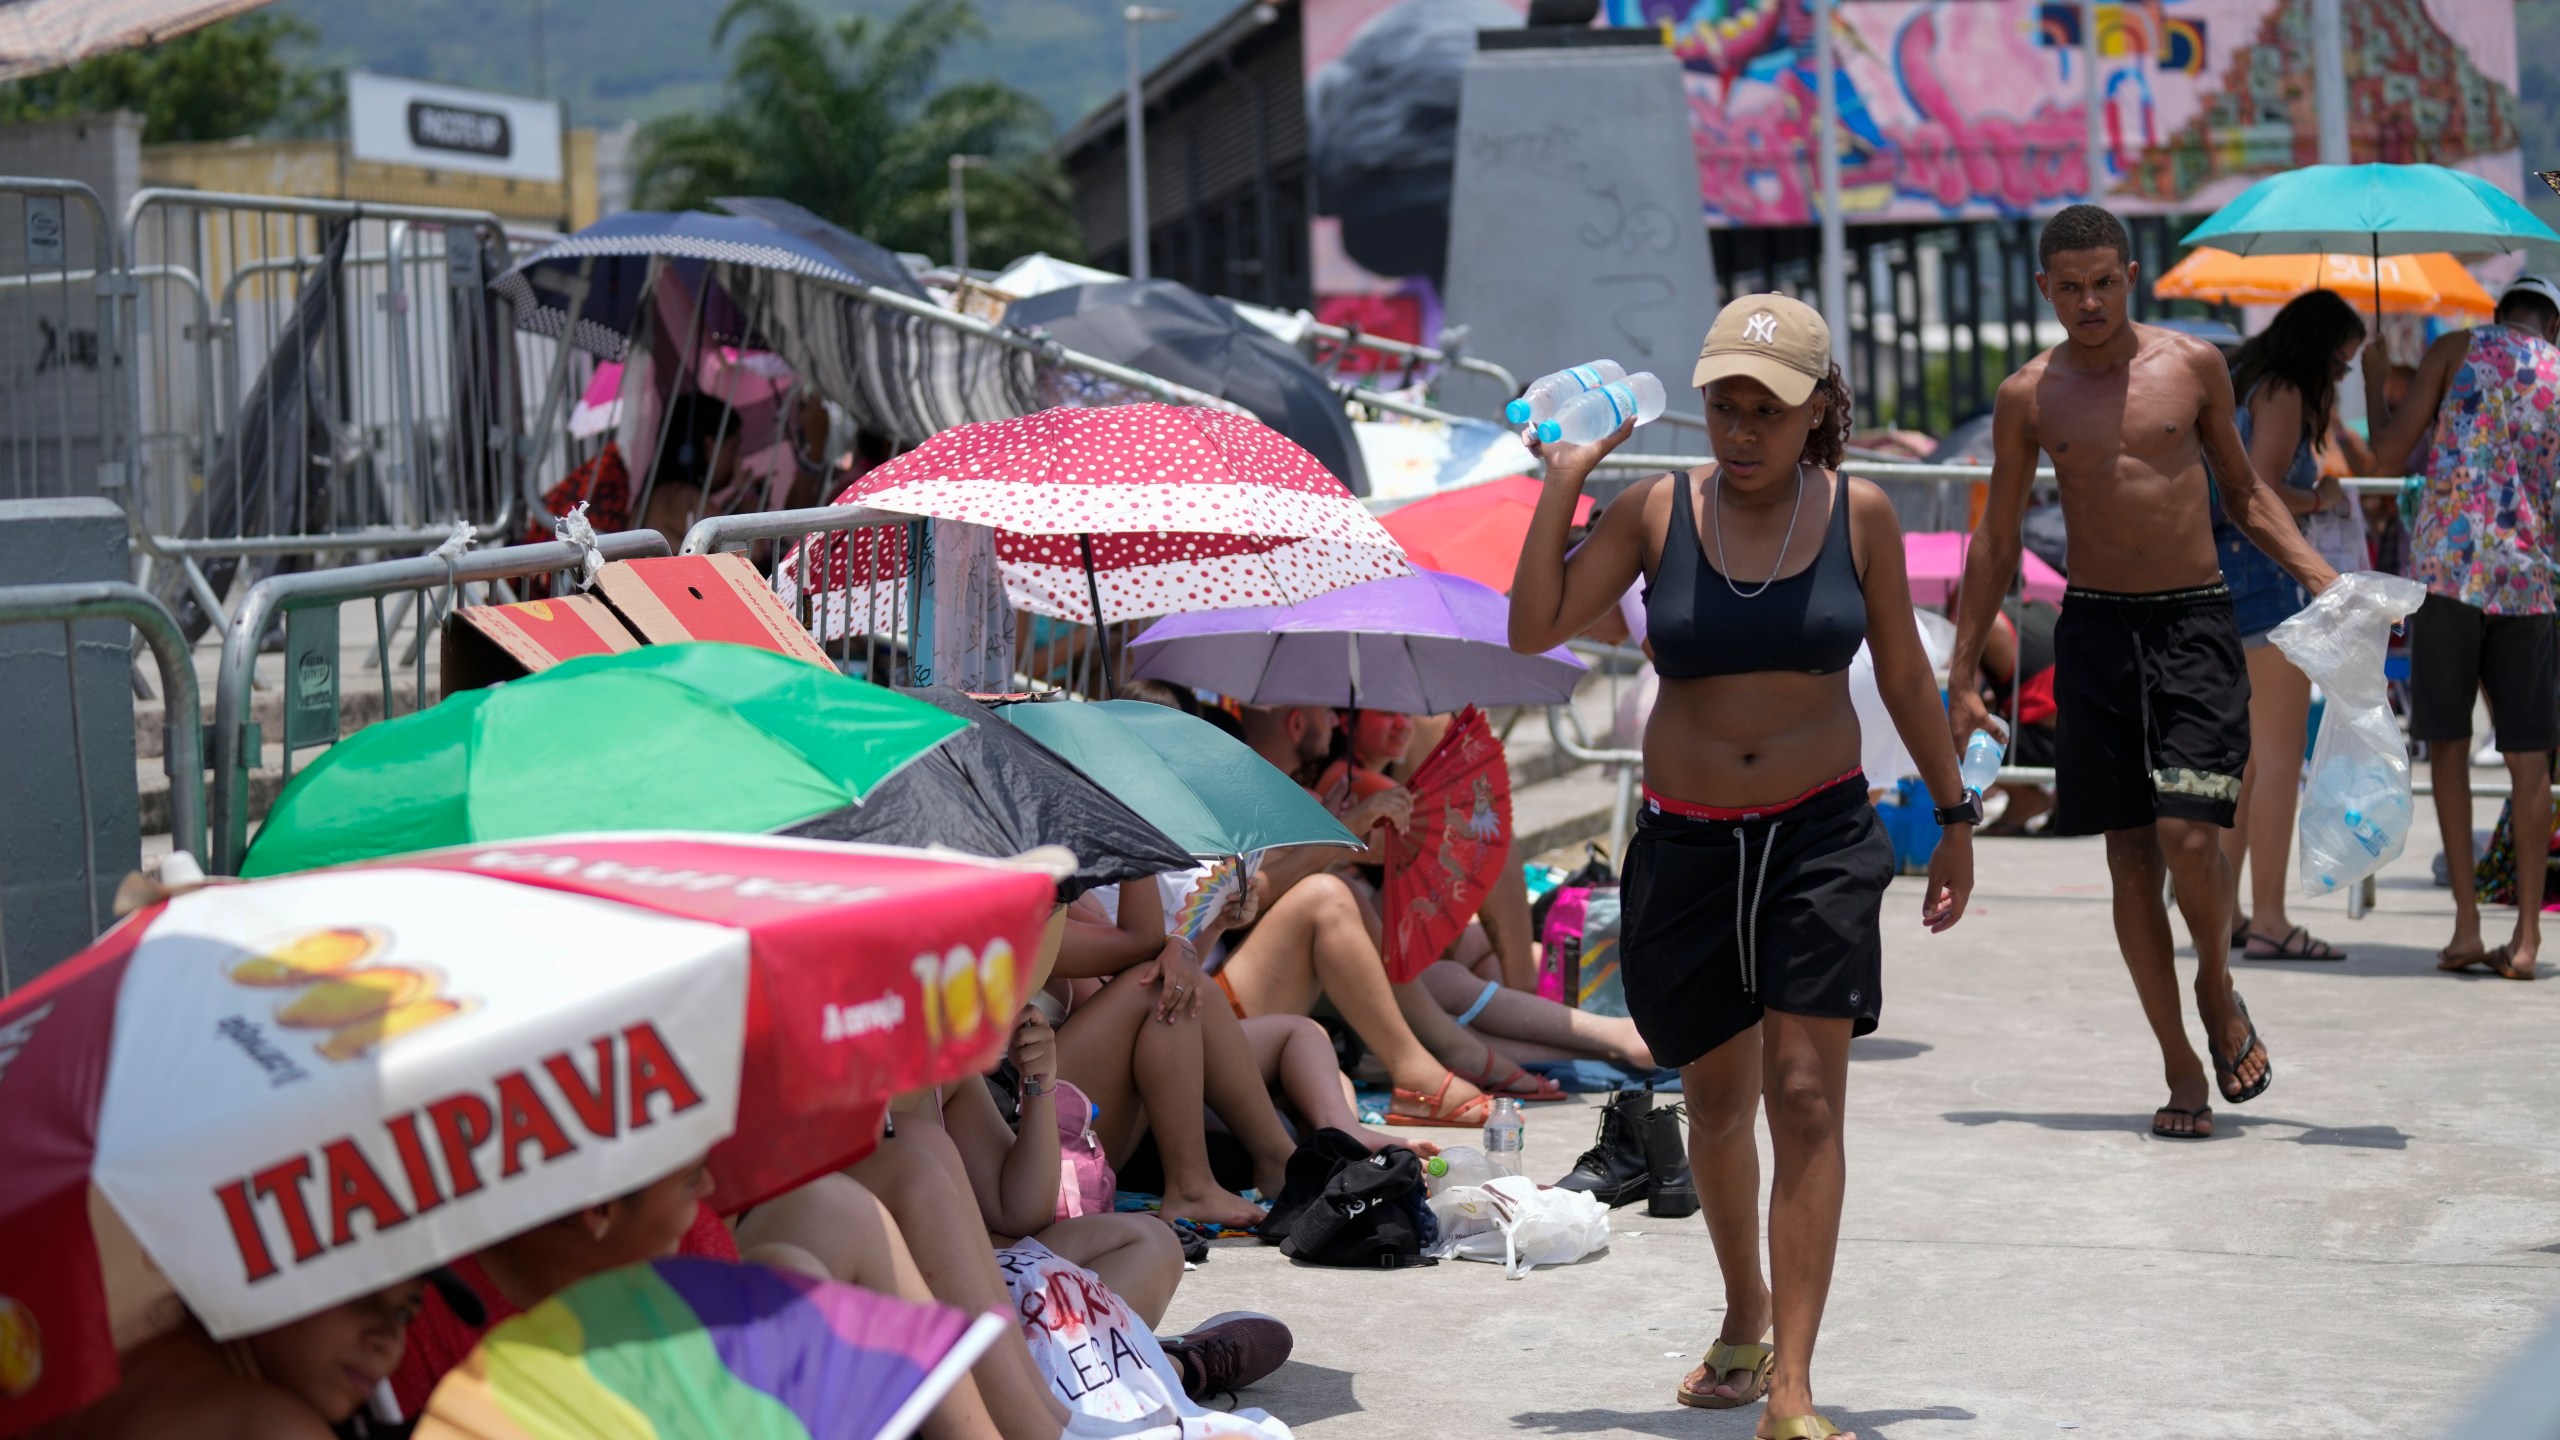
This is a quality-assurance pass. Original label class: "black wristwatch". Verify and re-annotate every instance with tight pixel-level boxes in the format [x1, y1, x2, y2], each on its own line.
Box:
[1932, 792, 1984, 828]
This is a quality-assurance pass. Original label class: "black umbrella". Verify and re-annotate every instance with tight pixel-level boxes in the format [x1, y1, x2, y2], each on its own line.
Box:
[712, 196, 934, 302]
[781, 686, 1193, 901]
[1004, 279, 1370, 496]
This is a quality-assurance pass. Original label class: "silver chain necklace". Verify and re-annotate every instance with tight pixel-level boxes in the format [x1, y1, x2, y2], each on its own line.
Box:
[1710, 462, 1808, 599]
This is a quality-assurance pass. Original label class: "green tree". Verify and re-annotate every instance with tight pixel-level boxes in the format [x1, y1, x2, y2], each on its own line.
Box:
[635, 0, 1080, 267]
[0, 14, 335, 142]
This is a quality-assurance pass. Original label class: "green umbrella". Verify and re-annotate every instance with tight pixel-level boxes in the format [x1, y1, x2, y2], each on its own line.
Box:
[998, 699, 1358, 857]
[2181, 163, 2560, 319]
[242, 643, 964, 876]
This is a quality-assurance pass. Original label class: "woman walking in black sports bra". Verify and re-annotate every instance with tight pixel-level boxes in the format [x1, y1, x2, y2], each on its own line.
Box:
[1510, 295, 1974, 1440]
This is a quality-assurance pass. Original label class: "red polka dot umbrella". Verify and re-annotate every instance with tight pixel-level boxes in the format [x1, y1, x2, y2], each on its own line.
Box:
[777, 405, 1411, 630]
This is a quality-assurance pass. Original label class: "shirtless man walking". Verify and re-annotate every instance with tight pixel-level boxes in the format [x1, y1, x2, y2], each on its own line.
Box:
[1947, 205, 2340, 1139]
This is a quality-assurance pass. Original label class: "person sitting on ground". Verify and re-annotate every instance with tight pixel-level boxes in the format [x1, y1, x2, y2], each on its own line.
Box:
[1290, 706, 1658, 1091]
[1053, 876, 1297, 1226]
[37, 1283, 424, 1440]
[1976, 592, 2060, 835]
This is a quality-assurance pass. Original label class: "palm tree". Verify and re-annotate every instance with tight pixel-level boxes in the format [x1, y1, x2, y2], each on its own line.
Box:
[635, 0, 1081, 268]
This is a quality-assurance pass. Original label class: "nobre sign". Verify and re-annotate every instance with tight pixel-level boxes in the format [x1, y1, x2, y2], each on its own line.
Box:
[348, 72, 562, 183]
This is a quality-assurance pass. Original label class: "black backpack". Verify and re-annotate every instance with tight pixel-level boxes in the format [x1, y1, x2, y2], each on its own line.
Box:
[1268, 1128, 1438, 1269]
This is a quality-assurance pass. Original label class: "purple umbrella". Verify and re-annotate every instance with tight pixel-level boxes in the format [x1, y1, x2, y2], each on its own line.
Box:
[1126, 569, 1586, 714]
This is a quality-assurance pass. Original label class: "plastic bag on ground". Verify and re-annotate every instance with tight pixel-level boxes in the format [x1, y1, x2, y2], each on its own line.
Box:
[2268, 571, 2427, 897]
[1425, 1175, 1610, 1278]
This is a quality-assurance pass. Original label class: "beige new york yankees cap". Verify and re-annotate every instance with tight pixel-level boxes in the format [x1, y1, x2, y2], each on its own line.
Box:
[1692, 292, 1831, 407]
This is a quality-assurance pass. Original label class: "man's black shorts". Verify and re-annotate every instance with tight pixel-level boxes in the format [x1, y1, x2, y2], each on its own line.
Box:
[1619, 776, 1890, 1069]
[2406, 592, 2559, 753]
[2051, 583, 2251, 835]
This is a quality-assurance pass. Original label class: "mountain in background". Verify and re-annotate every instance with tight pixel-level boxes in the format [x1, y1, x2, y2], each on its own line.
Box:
[277, 0, 1220, 137]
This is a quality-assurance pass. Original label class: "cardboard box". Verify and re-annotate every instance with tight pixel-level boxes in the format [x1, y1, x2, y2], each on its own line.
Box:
[441, 593, 640, 696]
[594, 552, 832, 668]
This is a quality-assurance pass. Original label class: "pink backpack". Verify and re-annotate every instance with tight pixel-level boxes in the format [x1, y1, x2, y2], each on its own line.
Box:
[1051, 1079, 1117, 1219]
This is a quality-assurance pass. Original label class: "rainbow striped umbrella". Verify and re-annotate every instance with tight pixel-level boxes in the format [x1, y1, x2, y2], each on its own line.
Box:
[417, 1258, 1004, 1440]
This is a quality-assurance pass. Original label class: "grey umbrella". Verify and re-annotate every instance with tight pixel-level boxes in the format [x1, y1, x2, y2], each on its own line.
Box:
[1004, 279, 1370, 495]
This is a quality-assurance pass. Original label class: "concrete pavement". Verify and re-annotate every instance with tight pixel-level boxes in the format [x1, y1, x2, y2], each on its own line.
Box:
[1157, 831, 2560, 1438]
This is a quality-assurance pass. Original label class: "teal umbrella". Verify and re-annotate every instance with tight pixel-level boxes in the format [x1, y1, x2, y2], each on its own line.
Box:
[2182, 163, 2560, 318]
[999, 699, 1358, 857]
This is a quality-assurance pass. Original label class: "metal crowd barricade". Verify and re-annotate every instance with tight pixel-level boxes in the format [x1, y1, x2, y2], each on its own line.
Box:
[0, 582, 203, 981]
[680, 505, 932, 685]
[0, 179, 123, 507]
[208, 529, 672, 874]
[119, 189, 528, 626]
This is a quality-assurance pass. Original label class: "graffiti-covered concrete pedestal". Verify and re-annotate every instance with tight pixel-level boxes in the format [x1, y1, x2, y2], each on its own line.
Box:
[1439, 39, 1718, 426]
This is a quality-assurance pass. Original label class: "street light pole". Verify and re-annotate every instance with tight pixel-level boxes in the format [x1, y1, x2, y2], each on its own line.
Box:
[948, 154, 987, 273]
[2081, 0, 2105, 200]
[2311, 0, 2348, 165]
[1124, 6, 1177, 281]
[1812, 0, 1849, 373]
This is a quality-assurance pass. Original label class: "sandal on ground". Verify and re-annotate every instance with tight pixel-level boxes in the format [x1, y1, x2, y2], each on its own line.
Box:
[2483, 944, 2538, 981]
[1764, 1415, 1848, 1439]
[2244, 925, 2347, 961]
[2230, 915, 2250, 949]
[2150, 1104, 2213, 1140]
[2208, 991, 2272, 1105]
[2437, 944, 2495, 973]
[1463, 1057, 1567, 1103]
[1384, 1074, 1496, 1128]
[1675, 1336, 1773, 1410]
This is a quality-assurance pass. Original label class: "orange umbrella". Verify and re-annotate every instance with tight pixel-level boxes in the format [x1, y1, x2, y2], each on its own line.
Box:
[2153, 247, 2493, 318]
[1379, 476, 1592, 593]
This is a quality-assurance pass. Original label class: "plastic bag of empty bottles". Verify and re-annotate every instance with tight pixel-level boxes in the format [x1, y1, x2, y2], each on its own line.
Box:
[2269, 571, 2427, 897]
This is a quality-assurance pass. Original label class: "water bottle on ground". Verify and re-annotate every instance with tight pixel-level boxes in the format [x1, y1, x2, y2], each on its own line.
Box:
[1538, 373, 1667, 445]
[1425, 1145, 1497, 1195]
[1483, 1098, 1526, 1178]
[1959, 729, 2004, 796]
[1508, 361, 1627, 428]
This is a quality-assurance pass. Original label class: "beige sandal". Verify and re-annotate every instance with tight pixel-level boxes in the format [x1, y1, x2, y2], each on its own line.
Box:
[1676, 1335, 1773, 1409]
[1765, 1415, 1846, 1439]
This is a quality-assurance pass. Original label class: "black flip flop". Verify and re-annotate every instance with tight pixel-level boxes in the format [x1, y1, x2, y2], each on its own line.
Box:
[2151, 1105, 2213, 1139]
[2244, 925, 2347, 962]
[2209, 992, 2272, 1105]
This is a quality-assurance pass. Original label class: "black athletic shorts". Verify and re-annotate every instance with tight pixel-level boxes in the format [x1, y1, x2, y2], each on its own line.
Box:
[2406, 592, 2560, 753]
[2052, 583, 2251, 835]
[1618, 775, 1891, 1069]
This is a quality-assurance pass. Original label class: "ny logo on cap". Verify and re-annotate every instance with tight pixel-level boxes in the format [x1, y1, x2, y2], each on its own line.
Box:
[1744, 312, 1778, 345]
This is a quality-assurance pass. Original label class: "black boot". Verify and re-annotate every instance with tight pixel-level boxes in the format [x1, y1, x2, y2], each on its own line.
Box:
[1555, 1089, 1653, 1207]
[1642, 1099, 1699, 1219]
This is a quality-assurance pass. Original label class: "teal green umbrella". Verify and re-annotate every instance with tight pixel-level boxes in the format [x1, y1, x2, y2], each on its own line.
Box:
[242, 642, 965, 876]
[2182, 164, 2560, 257]
[2182, 164, 2560, 320]
[999, 699, 1358, 857]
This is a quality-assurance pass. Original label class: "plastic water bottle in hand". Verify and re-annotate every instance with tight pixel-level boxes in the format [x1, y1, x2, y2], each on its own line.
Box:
[1538, 373, 1667, 444]
[1508, 361, 1627, 427]
[1482, 1099, 1526, 1178]
[1959, 729, 2004, 795]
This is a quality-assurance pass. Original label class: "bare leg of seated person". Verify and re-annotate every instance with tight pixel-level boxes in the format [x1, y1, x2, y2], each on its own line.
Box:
[1217, 872, 1490, 1125]
[1418, 958, 1654, 1070]
[1197, 998, 1313, 1195]
[847, 1129, 1071, 1440]
[1034, 1213, 1186, 1330]
[1057, 976, 1269, 1228]
[1239, 1012, 1434, 1155]
[733, 1175, 1003, 1440]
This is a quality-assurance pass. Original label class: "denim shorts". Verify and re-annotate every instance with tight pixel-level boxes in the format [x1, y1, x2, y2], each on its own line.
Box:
[2217, 520, 2309, 645]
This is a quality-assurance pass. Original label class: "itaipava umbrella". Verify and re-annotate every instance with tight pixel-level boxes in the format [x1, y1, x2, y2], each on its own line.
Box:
[242, 643, 962, 877]
[1125, 569, 1586, 714]
[418, 1258, 1004, 1440]
[0, 833, 1060, 1436]
[999, 699, 1359, 857]
[2181, 163, 2560, 321]
[782, 687, 1195, 901]
[1379, 476, 1590, 593]
[2152, 247, 2494, 319]
[775, 404, 1412, 631]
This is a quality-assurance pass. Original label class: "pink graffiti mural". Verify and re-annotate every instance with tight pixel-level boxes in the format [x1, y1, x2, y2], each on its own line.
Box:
[1604, 0, 2521, 227]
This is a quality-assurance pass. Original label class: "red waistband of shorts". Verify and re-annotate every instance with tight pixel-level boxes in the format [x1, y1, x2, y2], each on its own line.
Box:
[1642, 770, 1867, 823]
